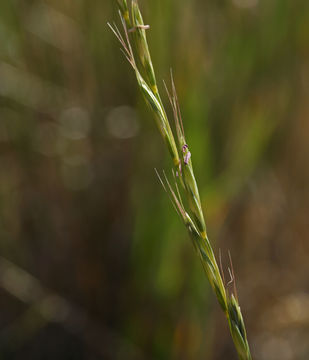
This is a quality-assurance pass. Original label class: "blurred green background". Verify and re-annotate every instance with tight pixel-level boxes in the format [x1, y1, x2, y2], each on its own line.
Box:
[0, 0, 309, 359]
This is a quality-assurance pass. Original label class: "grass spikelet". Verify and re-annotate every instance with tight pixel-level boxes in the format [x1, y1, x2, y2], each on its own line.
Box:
[109, 2, 252, 359]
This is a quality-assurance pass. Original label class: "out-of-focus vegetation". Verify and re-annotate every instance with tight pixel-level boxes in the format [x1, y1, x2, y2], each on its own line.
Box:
[0, 0, 308, 359]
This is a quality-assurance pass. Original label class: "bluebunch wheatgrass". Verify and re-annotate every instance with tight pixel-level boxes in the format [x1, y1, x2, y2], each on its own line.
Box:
[109, 1, 252, 359]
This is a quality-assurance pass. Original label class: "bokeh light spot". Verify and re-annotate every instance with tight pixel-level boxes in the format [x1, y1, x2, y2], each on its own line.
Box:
[106, 106, 139, 139]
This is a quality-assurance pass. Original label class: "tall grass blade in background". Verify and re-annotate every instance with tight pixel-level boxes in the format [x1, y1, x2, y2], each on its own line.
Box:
[109, 1, 252, 358]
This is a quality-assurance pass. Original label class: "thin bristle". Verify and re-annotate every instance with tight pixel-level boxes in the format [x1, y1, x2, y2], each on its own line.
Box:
[119, 12, 134, 60]
[172, 169, 185, 210]
[170, 71, 185, 137]
[163, 170, 186, 219]
[227, 267, 234, 286]
[108, 15, 138, 71]
[228, 250, 238, 301]
[108, 22, 132, 62]
[120, 48, 134, 67]
[167, 74, 181, 134]
[107, 22, 124, 46]
[163, 80, 174, 109]
[155, 169, 181, 217]
[155, 168, 167, 192]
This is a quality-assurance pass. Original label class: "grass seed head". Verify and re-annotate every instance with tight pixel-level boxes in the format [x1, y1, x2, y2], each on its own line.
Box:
[110, 2, 252, 358]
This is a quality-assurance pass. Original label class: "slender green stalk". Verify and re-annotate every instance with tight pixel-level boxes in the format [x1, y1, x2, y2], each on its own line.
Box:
[109, 2, 252, 359]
